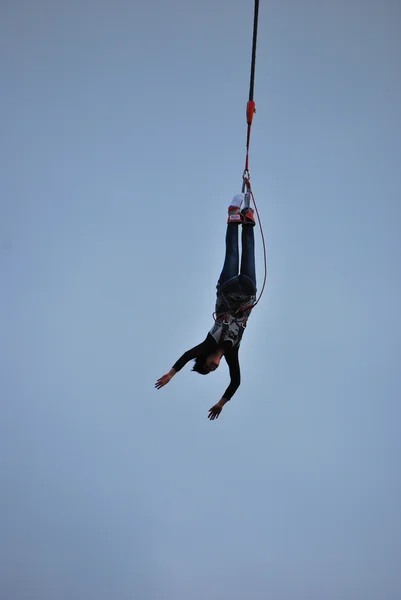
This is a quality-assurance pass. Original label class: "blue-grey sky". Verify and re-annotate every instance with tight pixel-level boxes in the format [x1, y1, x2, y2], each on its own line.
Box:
[1, 0, 401, 598]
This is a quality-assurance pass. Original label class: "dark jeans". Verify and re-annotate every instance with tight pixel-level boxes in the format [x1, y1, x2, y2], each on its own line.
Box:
[217, 223, 257, 294]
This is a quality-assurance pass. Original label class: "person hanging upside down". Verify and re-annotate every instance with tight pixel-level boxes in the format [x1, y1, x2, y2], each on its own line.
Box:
[155, 193, 257, 420]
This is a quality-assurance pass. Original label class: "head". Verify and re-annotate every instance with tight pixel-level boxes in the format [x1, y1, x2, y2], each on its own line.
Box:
[192, 352, 223, 375]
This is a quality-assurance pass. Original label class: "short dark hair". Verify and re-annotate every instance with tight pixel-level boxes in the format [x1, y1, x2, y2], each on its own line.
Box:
[192, 355, 211, 375]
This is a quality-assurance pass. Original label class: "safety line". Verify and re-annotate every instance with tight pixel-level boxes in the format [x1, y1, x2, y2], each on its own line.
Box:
[242, 0, 267, 309]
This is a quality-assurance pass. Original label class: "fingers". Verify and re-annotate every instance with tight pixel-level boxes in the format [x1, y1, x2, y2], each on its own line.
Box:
[208, 406, 221, 420]
[155, 374, 172, 390]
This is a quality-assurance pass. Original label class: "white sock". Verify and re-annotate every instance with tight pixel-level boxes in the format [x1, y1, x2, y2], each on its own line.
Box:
[230, 193, 244, 209]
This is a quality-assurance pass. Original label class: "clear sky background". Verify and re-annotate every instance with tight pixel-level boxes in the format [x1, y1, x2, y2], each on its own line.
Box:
[1, 0, 401, 598]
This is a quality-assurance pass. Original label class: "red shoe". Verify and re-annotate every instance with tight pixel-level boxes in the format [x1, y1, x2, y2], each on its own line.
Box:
[241, 207, 255, 226]
[227, 206, 242, 223]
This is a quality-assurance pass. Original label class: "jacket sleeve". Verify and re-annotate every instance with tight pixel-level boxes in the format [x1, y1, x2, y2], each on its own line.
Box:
[222, 347, 241, 400]
[172, 336, 215, 372]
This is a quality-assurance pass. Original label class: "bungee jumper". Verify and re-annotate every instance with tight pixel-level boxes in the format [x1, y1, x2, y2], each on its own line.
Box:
[156, 194, 260, 420]
[155, 0, 266, 420]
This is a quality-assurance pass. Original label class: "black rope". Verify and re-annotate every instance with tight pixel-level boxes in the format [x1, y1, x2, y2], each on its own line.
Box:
[242, 0, 260, 191]
[248, 0, 260, 102]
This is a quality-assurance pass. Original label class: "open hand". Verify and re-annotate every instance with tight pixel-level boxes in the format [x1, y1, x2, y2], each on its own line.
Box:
[208, 403, 223, 420]
[155, 373, 173, 390]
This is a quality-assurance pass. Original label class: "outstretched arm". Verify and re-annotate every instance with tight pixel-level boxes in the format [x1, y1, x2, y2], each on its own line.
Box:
[222, 347, 241, 400]
[208, 347, 241, 420]
[172, 337, 214, 373]
[155, 336, 215, 390]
